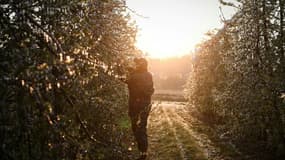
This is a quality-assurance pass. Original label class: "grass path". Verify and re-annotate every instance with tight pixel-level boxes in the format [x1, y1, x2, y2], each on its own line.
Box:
[162, 105, 187, 160]
[146, 101, 236, 160]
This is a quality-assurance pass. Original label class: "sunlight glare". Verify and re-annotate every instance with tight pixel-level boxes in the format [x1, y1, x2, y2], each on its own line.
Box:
[136, 29, 197, 59]
[127, 0, 237, 59]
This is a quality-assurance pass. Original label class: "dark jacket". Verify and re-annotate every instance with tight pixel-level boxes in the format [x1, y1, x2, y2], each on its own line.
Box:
[127, 71, 154, 115]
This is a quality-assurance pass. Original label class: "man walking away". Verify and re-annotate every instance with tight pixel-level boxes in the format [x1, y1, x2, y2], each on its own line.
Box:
[127, 58, 154, 160]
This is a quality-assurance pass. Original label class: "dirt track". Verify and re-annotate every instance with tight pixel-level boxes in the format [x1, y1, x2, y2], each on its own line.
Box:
[147, 101, 234, 160]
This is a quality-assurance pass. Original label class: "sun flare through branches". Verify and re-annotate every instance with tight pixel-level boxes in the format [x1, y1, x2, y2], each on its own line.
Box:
[127, 0, 237, 59]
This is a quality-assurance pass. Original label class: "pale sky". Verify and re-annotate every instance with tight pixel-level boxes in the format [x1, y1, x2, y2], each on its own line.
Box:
[126, 0, 237, 58]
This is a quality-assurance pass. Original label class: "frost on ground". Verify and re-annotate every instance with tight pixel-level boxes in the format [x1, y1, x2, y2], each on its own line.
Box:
[147, 101, 236, 160]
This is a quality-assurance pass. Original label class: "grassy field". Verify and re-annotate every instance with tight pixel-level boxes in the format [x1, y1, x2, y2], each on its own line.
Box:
[146, 101, 246, 160]
[147, 102, 207, 160]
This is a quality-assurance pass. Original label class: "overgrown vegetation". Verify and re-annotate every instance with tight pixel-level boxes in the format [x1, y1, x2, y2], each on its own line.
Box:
[186, 0, 285, 159]
[0, 0, 137, 159]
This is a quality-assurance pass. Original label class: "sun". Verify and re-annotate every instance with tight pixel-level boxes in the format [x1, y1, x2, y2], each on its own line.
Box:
[135, 30, 196, 59]
[126, 0, 237, 60]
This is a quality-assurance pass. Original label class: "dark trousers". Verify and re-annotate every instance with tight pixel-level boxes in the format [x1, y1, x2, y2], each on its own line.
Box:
[129, 104, 151, 152]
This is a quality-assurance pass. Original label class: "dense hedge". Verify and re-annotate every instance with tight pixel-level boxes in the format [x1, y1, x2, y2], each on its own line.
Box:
[0, 0, 137, 159]
[186, 0, 285, 158]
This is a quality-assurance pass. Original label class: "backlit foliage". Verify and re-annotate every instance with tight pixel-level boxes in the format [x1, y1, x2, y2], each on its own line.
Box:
[0, 0, 137, 159]
[186, 0, 285, 158]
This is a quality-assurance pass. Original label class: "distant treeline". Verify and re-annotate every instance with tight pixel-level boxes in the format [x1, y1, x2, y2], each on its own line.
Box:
[149, 56, 192, 90]
[186, 0, 285, 159]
